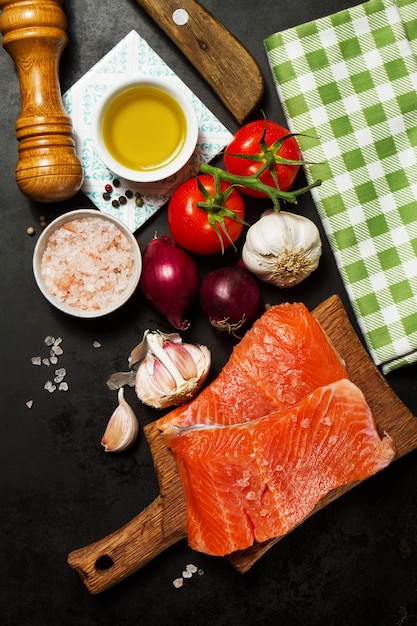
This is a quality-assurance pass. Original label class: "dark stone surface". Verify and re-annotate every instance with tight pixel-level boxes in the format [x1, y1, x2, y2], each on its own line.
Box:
[1, 1, 416, 624]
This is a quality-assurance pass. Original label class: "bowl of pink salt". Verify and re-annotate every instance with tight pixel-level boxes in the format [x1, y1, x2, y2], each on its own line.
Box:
[33, 209, 142, 318]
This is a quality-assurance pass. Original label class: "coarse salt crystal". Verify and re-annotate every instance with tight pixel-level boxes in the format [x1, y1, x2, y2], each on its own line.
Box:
[26, 400, 33, 409]
[40, 216, 135, 311]
[182, 570, 192, 579]
[51, 345, 63, 356]
[93, 341, 102, 348]
[173, 578, 183, 589]
[186, 564, 198, 574]
[45, 336, 55, 346]
[42, 358, 50, 366]
[31, 356, 42, 366]
[50, 356, 58, 365]
[44, 381, 56, 393]
[59, 382, 69, 391]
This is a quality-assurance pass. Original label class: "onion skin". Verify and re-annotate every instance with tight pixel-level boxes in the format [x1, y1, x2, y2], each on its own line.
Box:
[200, 262, 262, 335]
[141, 235, 200, 330]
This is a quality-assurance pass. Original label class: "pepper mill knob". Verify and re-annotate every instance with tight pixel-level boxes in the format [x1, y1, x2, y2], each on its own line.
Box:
[0, 0, 83, 202]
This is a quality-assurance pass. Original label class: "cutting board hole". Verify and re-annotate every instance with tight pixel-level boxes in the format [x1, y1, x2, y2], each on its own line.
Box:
[95, 555, 114, 572]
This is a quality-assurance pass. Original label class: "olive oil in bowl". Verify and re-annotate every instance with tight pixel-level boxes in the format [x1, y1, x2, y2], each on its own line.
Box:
[102, 86, 186, 171]
[93, 77, 198, 183]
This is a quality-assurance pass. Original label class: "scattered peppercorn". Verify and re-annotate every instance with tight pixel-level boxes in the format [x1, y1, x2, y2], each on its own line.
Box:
[113, 178, 121, 187]
[111, 199, 120, 208]
[103, 192, 111, 201]
[119, 195, 127, 205]
[27, 226, 35, 236]
[135, 195, 144, 207]
[105, 184, 113, 193]
[125, 189, 133, 199]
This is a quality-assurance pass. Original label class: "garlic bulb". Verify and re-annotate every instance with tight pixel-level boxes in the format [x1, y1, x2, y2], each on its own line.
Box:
[101, 387, 139, 453]
[132, 330, 211, 409]
[242, 209, 322, 288]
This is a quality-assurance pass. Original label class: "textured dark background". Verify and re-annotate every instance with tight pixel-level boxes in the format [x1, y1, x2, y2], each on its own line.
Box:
[1, 1, 417, 624]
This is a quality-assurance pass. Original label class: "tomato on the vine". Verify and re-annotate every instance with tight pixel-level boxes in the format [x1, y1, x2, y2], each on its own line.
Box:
[167, 174, 246, 255]
[224, 120, 302, 198]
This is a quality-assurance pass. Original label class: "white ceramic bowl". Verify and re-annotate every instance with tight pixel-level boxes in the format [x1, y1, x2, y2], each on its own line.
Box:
[33, 209, 142, 318]
[91, 76, 199, 183]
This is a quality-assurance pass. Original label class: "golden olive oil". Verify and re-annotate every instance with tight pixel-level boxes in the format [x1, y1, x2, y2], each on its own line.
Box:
[102, 86, 187, 172]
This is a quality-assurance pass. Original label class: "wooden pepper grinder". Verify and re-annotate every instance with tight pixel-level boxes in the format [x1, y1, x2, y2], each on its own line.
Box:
[0, 0, 83, 202]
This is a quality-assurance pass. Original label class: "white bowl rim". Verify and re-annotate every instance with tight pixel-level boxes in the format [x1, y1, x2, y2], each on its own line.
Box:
[33, 209, 142, 318]
[91, 75, 199, 183]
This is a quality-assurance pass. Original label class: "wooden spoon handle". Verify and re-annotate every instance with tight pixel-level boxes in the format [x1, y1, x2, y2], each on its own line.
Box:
[68, 496, 187, 594]
[135, 0, 264, 124]
[0, 0, 83, 202]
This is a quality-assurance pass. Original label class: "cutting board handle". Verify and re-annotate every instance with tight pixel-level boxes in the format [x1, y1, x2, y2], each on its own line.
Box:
[0, 0, 83, 202]
[68, 423, 187, 594]
[135, 0, 264, 124]
[68, 494, 186, 594]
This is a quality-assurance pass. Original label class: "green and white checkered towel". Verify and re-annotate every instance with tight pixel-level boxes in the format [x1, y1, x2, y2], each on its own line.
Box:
[265, 0, 417, 374]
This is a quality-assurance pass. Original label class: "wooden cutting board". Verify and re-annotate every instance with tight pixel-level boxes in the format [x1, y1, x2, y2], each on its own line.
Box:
[67, 295, 417, 593]
[135, 0, 264, 124]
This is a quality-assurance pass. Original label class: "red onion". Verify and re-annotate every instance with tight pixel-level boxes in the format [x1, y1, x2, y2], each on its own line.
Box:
[200, 260, 262, 335]
[141, 235, 200, 330]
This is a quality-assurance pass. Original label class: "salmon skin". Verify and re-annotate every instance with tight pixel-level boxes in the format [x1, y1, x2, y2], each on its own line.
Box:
[156, 303, 348, 434]
[167, 379, 395, 556]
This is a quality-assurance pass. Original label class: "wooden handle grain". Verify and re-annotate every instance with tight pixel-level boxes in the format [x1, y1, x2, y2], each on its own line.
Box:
[68, 422, 187, 594]
[68, 496, 187, 594]
[0, 0, 83, 202]
[135, 0, 264, 124]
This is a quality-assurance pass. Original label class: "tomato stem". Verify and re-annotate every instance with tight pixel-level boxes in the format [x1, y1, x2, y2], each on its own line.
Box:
[200, 163, 321, 211]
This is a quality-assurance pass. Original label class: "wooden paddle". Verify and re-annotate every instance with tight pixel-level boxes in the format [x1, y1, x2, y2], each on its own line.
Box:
[135, 0, 264, 124]
[68, 295, 417, 593]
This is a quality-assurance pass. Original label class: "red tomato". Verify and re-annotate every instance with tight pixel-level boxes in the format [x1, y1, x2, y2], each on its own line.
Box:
[224, 120, 302, 198]
[167, 174, 245, 255]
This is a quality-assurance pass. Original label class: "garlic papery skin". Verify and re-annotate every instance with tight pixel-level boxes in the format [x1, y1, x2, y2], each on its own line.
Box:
[133, 330, 211, 409]
[101, 387, 139, 453]
[242, 209, 322, 288]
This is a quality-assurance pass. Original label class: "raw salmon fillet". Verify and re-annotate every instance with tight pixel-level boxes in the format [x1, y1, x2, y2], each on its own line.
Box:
[167, 379, 395, 556]
[157, 303, 348, 433]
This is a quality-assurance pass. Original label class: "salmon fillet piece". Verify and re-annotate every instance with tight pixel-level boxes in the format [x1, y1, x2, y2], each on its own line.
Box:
[167, 379, 395, 556]
[157, 302, 348, 433]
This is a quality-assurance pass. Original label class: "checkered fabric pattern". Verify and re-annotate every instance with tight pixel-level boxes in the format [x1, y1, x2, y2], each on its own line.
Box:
[265, 0, 417, 374]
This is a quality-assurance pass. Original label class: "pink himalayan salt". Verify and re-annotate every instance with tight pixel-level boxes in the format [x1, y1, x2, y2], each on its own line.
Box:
[41, 217, 135, 311]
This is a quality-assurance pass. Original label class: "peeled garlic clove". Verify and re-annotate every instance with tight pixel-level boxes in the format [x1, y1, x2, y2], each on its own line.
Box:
[134, 331, 211, 409]
[101, 387, 139, 453]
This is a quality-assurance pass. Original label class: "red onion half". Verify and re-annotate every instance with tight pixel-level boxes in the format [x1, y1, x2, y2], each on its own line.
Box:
[141, 235, 200, 330]
[200, 260, 262, 336]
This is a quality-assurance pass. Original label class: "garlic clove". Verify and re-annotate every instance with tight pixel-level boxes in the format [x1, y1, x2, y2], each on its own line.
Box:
[101, 387, 139, 453]
[134, 331, 211, 409]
